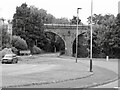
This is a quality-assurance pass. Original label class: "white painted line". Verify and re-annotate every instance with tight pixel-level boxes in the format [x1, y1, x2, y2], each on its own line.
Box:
[114, 87, 120, 89]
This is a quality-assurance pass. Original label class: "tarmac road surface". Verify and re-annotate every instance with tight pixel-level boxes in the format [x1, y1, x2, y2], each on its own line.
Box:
[81, 59, 119, 89]
[93, 60, 119, 88]
[2, 64, 57, 76]
[1, 64, 59, 87]
[1, 56, 119, 88]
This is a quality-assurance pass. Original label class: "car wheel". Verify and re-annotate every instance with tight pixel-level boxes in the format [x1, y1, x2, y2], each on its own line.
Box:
[16, 60, 18, 63]
[12, 59, 16, 64]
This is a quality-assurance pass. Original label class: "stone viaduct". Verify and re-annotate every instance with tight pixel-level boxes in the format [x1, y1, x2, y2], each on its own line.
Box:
[44, 24, 90, 56]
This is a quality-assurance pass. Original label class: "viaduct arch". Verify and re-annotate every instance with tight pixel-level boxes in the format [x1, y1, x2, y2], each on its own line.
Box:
[44, 24, 90, 56]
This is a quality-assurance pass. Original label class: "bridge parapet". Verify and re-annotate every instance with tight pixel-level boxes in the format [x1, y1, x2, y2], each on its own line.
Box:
[44, 24, 90, 30]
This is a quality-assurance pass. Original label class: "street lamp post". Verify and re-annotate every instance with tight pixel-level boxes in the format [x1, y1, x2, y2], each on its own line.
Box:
[76, 8, 82, 63]
[90, 0, 93, 72]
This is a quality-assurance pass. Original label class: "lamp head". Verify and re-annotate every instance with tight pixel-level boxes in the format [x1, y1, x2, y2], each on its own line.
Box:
[77, 8, 82, 10]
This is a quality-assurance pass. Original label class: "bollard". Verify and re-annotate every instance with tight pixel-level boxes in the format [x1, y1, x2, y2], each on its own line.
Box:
[106, 56, 109, 61]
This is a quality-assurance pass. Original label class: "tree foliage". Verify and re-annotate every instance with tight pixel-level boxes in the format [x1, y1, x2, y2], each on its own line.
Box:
[12, 35, 28, 50]
[12, 3, 44, 53]
[70, 16, 83, 25]
[12, 3, 71, 54]
[112, 13, 120, 58]
[53, 17, 70, 24]
[72, 35, 88, 58]
[31, 45, 42, 54]
[87, 14, 119, 58]
[42, 32, 65, 52]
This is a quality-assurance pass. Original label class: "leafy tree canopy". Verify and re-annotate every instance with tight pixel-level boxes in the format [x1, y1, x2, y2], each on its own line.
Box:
[87, 14, 118, 58]
[12, 3, 44, 51]
[70, 16, 83, 25]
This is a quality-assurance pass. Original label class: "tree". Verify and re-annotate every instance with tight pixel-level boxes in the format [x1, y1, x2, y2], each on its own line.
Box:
[12, 3, 31, 38]
[87, 14, 103, 25]
[111, 13, 120, 58]
[87, 14, 116, 58]
[70, 16, 83, 25]
[101, 14, 116, 58]
[12, 3, 44, 53]
[40, 32, 65, 53]
[72, 34, 88, 58]
[45, 14, 55, 24]
[30, 6, 47, 23]
[53, 17, 70, 24]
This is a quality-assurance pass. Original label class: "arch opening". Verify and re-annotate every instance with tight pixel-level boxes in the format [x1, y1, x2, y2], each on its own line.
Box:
[72, 34, 88, 58]
[43, 31, 65, 54]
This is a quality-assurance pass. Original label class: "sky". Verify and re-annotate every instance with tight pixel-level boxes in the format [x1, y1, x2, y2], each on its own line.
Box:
[0, 0, 119, 24]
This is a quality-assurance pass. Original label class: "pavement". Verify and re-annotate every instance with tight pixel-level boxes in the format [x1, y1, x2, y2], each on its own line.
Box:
[1, 55, 119, 88]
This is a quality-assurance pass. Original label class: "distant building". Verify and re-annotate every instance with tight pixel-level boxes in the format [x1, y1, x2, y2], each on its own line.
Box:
[7, 23, 12, 35]
[0, 19, 3, 50]
[118, 1, 120, 13]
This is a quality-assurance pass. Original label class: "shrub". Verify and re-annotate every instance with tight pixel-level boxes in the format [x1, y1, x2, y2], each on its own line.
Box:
[60, 50, 65, 55]
[11, 47, 19, 55]
[31, 45, 42, 54]
[12, 35, 28, 50]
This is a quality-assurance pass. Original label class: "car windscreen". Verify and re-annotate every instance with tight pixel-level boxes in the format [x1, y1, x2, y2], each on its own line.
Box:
[4, 55, 13, 58]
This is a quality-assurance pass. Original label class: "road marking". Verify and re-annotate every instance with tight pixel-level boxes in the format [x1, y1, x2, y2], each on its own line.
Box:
[114, 87, 120, 89]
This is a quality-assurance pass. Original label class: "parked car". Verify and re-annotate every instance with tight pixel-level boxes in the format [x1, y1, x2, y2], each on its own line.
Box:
[1, 54, 18, 64]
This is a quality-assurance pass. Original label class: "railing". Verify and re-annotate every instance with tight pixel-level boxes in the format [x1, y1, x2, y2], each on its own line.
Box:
[44, 24, 90, 30]
[44, 23, 90, 27]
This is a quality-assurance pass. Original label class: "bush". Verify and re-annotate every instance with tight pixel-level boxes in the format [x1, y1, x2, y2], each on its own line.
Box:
[77, 46, 88, 58]
[12, 35, 28, 50]
[31, 45, 42, 54]
[60, 50, 65, 55]
[11, 47, 19, 55]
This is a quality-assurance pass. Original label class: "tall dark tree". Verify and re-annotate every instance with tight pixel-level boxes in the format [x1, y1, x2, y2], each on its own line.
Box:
[70, 16, 83, 25]
[43, 32, 65, 52]
[12, 3, 44, 53]
[12, 3, 31, 37]
[87, 14, 116, 58]
[45, 14, 55, 24]
[111, 13, 120, 58]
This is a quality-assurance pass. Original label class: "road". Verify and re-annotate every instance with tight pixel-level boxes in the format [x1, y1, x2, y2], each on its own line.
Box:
[1, 55, 119, 88]
[93, 60, 119, 88]
[1, 64, 59, 87]
[81, 59, 119, 88]
[2, 64, 57, 76]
